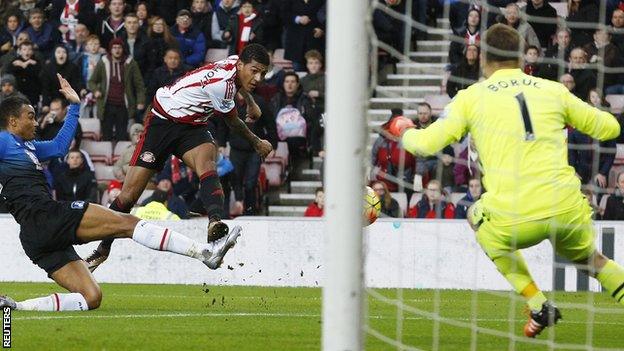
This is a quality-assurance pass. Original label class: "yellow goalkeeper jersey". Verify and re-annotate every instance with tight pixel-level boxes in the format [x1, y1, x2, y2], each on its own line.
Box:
[402, 68, 620, 225]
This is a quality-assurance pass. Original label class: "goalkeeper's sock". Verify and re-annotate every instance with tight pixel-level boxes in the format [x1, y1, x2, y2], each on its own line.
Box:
[16, 293, 88, 311]
[132, 220, 205, 259]
[491, 251, 549, 310]
[491, 251, 534, 291]
[596, 259, 624, 305]
[521, 282, 548, 312]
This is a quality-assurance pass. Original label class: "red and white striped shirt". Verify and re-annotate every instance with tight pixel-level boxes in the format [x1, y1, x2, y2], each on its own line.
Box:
[151, 56, 239, 125]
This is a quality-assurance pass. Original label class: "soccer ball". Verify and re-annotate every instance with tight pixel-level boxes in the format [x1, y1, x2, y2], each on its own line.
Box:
[363, 186, 381, 226]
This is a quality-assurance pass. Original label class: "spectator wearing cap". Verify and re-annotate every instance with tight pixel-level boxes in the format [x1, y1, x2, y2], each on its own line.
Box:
[103, 179, 123, 207]
[113, 123, 144, 181]
[223, 0, 263, 56]
[98, 0, 127, 49]
[39, 44, 83, 108]
[171, 9, 206, 68]
[0, 74, 27, 103]
[132, 189, 181, 220]
[89, 37, 145, 141]
[211, 0, 240, 49]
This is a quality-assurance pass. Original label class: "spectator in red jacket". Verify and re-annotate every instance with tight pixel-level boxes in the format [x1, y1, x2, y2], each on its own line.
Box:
[407, 180, 455, 219]
[304, 187, 324, 217]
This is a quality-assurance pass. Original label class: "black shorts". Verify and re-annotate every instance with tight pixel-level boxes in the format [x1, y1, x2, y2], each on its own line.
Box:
[18, 199, 89, 277]
[130, 111, 216, 171]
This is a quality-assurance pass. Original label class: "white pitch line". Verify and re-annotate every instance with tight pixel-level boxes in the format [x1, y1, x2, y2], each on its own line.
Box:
[12, 312, 624, 326]
[13, 312, 319, 321]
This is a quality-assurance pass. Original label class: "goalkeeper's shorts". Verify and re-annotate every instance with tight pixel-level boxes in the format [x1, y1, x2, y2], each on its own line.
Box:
[470, 198, 595, 263]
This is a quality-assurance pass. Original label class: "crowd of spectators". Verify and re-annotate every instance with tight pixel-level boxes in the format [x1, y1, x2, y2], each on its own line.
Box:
[0, 0, 332, 218]
[370, 0, 624, 220]
[4, 0, 624, 221]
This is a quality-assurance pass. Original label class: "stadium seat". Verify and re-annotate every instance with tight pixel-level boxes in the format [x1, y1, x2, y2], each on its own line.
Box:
[113, 141, 133, 162]
[79, 118, 101, 141]
[599, 194, 610, 218]
[275, 141, 289, 166]
[205, 48, 228, 63]
[614, 144, 624, 165]
[137, 189, 154, 204]
[606, 95, 624, 114]
[390, 192, 407, 217]
[449, 192, 465, 206]
[82, 140, 113, 164]
[265, 141, 289, 168]
[424, 94, 451, 116]
[274, 48, 285, 60]
[261, 162, 283, 187]
[550, 2, 569, 18]
[94, 163, 116, 183]
[272, 48, 294, 71]
[409, 192, 423, 207]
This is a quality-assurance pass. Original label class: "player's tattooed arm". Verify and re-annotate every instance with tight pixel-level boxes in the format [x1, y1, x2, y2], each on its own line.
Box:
[237, 90, 261, 120]
[224, 110, 273, 158]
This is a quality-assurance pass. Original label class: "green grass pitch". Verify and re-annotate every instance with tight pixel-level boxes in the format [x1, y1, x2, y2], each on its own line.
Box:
[1, 282, 622, 350]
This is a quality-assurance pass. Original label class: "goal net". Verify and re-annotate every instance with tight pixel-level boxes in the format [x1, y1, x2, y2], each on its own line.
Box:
[351, 0, 624, 350]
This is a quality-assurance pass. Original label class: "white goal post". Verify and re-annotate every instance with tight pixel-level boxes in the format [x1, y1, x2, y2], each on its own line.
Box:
[322, 0, 370, 350]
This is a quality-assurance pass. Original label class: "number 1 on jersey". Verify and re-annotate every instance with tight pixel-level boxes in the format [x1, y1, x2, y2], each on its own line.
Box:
[515, 93, 535, 141]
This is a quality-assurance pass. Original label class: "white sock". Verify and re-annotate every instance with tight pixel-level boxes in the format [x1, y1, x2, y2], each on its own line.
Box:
[132, 220, 206, 259]
[16, 293, 88, 311]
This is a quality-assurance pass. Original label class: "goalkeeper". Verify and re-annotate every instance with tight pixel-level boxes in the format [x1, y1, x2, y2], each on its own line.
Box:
[399, 24, 624, 338]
